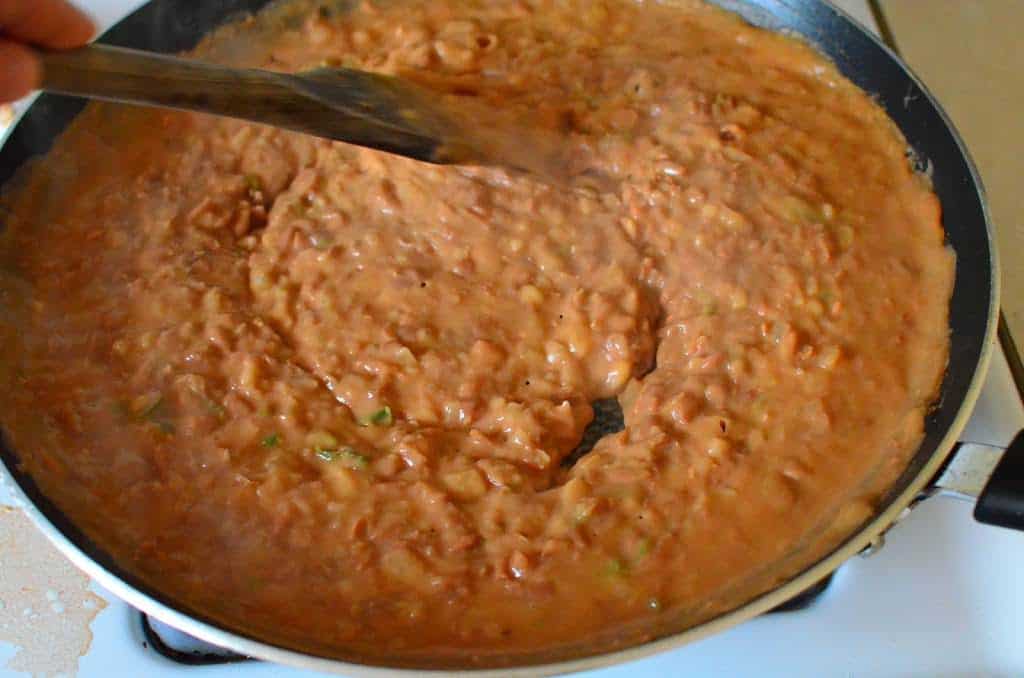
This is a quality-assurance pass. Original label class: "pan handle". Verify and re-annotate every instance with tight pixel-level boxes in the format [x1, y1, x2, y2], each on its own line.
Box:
[931, 430, 1024, 531]
[974, 430, 1024, 529]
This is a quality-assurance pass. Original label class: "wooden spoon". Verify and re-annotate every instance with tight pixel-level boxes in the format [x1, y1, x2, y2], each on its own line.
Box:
[38, 43, 536, 170]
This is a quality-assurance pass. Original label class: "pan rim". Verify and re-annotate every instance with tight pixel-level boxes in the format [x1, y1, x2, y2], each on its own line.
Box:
[0, 0, 999, 674]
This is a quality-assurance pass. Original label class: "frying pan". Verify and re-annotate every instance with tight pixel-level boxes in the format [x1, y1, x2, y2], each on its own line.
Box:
[1, 0, 1021, 674]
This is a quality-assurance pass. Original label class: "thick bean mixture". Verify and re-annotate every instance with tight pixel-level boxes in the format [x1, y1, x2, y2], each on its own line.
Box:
[0, 0, 953, 666]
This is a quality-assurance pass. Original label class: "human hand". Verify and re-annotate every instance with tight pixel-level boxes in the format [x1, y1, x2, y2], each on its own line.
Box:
[0, 0, 94, 103]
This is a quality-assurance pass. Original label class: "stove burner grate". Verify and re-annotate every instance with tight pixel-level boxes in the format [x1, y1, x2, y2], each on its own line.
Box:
[139, 614, 252, 665]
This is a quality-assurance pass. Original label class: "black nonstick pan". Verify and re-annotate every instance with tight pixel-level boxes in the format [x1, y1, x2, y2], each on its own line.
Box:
[0, 0, 1020, 674]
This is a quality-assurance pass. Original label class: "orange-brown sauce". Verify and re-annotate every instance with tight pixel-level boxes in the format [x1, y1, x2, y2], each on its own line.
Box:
[0, 0, 953, 665]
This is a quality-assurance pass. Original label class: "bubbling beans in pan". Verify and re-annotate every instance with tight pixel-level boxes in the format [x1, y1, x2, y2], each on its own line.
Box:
[0, 0, 953, 661]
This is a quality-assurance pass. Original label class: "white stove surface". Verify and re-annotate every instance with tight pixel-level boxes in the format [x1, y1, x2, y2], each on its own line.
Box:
[2, 1, 1023, 676]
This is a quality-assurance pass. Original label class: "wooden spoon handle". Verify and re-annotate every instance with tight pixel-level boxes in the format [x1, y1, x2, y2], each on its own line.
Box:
[37, 43, 450, 163]
[40, 43, 290, 114]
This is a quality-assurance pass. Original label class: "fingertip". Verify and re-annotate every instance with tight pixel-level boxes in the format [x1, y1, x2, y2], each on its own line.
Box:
[0, 41, 40, 103]
[48, 6, 97, 49]
[43, 4, 97, 49]
[0, 0, 97, 50]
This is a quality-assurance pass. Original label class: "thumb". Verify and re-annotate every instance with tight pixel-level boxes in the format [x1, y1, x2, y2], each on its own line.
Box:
[0, 39, 40, 103]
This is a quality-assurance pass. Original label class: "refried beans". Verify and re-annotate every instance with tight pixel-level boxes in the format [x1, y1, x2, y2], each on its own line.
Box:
[0, 0, 954, 665]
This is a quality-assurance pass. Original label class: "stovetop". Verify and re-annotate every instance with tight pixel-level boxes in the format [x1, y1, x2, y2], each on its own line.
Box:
[2, 0, 1023, 676]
